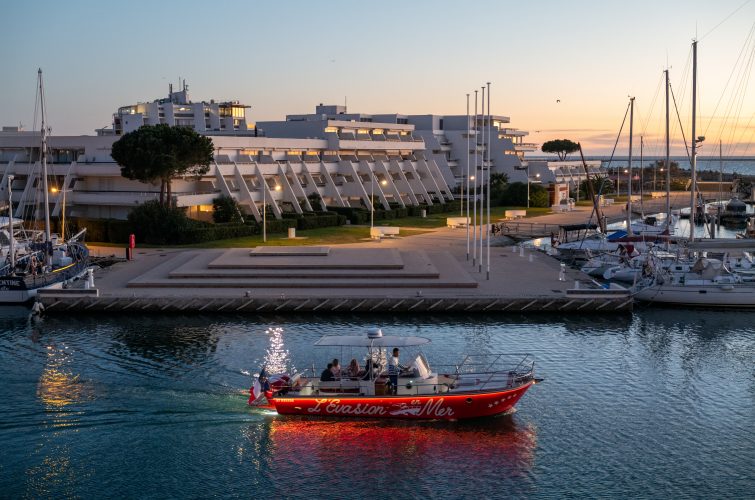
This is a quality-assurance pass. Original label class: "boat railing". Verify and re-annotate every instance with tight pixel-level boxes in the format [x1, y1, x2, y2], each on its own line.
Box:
[433, 353, 534, 390]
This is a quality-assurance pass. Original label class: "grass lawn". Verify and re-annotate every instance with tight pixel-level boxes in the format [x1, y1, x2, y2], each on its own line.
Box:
[375, 206, 552, 228]
[90, 225, 433, 249]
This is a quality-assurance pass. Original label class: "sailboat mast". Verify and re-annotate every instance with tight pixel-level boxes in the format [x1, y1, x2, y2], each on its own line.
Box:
[689, 40, 698, 241]
[665, 69, 671, 219]
[7, 175, 14, 272]
[626, 97, 635, 235]
[38, 69, 52, 252]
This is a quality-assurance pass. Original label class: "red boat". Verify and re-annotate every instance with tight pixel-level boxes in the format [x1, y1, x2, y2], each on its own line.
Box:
[249, 328, 538, 421]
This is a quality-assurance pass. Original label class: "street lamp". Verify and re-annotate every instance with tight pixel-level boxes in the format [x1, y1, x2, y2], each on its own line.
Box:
[370, 175, 388, 229]
[262, 182, 282, 243]
[50, 186, 69, 241]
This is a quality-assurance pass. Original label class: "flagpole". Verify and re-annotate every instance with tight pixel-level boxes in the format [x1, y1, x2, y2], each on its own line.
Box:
[486, 81, 491, 280]
[472, 90, 478, 268]
[466, 93, 470, 261]
[479, 85, 485, 273]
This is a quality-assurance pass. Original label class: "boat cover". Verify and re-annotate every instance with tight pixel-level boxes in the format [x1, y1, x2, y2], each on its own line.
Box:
[315, 335, 431, 347]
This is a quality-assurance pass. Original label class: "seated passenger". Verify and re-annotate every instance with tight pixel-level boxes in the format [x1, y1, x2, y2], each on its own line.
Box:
[347, 358, 360, 379]
[330, 359, 342, 380]
[320, 363, 335, 382]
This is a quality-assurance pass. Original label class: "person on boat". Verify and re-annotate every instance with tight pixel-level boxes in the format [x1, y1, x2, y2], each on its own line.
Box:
[330, 359, 341, 380]
[347, 358, 360, 379]
[320, 363, 335, 382]
[388, 348, 406, 395]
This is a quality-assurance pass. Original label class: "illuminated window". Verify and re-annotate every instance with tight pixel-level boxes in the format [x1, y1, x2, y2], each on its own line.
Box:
[324, 126, 339, 133]
[372, 129, 384, 134]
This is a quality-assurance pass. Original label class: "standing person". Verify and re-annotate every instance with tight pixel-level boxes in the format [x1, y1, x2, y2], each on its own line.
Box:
[387, 348, 405, 395]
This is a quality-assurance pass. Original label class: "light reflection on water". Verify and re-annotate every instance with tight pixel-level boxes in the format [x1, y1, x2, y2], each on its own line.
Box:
[0, 309, 752, 498]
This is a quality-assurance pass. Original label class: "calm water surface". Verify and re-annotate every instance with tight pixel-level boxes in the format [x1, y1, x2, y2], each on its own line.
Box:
[0, 308, 753, 498]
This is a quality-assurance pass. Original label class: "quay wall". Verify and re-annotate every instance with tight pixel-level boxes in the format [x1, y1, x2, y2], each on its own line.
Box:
[38, 294, 632, 314]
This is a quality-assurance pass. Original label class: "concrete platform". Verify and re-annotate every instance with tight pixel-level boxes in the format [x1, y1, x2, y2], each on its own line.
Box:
[127, 248, 477, 289]
[41, 206, 643, 314]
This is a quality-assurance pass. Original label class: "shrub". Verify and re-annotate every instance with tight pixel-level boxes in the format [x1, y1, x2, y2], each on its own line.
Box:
[127, 200, 194, 245]
[212, 195, 244, 223]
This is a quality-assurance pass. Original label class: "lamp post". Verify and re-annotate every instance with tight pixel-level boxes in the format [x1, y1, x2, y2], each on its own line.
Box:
[370, 174, 388, 229]
[50, 186, 69, 240]
[526, 165, 530, 209]
[262, 182, 281, 243]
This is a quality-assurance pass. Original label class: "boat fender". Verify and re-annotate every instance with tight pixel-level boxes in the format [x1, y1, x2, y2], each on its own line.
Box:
[465, 398, 473, 404]
[31, 301, 45, 316]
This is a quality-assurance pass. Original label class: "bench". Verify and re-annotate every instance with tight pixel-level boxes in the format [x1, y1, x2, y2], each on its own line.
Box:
[601, 198, 615, 206]
[446, 216, 470, 228]
[370, 226, 400, 239]
[504, 209, 527, 220]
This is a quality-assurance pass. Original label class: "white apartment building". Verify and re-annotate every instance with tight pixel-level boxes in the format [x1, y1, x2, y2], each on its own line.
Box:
[1, 94, 549, 223]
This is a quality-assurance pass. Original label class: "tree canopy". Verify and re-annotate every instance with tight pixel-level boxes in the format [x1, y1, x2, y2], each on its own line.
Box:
[111, 124, 214, 205]
[541, 139, 580, 161]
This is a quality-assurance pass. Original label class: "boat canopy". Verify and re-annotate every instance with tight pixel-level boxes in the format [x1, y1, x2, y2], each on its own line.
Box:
[315, 335, 431, 348]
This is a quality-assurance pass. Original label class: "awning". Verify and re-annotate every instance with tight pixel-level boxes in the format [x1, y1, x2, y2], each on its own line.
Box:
[315, 335, 431, 348]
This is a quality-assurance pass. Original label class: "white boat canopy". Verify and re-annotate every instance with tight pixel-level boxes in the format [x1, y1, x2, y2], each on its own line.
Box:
[315, 334, 431, 348]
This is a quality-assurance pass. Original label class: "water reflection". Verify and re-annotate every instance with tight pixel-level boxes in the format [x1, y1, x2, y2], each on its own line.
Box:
[262, 326, 290, 374]
[36, 344, 93, 410]
[259, 415, 537, 487]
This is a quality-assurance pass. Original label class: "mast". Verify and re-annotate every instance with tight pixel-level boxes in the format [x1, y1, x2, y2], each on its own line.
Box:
[7, 175, 14, 272]
[640, 135, 644, 216]
[38, 69, 52, 264]
[626, 97, 635, 235]
[665, 69, 671, 220]
[689, 40, 698, 241]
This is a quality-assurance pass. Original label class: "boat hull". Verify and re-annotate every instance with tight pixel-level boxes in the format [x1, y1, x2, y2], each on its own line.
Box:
[634, 284, 755, 307]
[269, 382, 533, 420]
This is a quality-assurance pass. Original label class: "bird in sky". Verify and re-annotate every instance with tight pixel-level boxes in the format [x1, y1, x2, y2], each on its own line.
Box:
[556, 99, 561, 103]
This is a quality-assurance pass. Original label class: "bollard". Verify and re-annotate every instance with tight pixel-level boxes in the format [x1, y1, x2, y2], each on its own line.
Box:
[528, 253, 533, 263]
[519, 245, 524, 257]
[511, 244, 517, 253]
[559, 262, 566, 281]
[85, 268, 95, 289]
[574, 280, 579, 289]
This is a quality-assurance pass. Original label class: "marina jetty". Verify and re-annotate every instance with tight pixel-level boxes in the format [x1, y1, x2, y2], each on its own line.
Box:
[38, 205, 634, 315]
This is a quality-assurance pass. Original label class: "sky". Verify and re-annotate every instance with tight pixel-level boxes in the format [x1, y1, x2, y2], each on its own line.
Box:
[2, 0, 754, 156]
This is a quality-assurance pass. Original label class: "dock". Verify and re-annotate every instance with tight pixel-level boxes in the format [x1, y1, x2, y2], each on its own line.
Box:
[38, 224, 632, 314]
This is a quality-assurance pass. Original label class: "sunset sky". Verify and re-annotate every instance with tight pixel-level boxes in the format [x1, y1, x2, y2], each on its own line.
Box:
[2, 0, 754, 156]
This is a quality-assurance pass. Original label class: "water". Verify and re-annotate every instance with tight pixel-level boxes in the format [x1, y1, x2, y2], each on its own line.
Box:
[595, 156, 755, 176]
[0, 309, 753, 498]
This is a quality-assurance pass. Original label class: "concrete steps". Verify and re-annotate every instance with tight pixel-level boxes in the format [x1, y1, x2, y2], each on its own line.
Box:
[126, 247, 478, 290]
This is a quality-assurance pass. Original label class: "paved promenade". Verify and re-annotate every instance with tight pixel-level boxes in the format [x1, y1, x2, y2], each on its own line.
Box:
[39, 197, 661, 313]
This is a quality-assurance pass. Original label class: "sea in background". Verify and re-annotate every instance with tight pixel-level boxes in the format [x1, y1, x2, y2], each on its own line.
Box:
[597, 157, 755, 176]
[0, 308, 752, 498]
[527, 156, 755, 176]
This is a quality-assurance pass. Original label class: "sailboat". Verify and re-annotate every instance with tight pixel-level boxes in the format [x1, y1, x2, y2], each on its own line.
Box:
[0, 69, 89, 303]
[633, 41, 755, 307]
